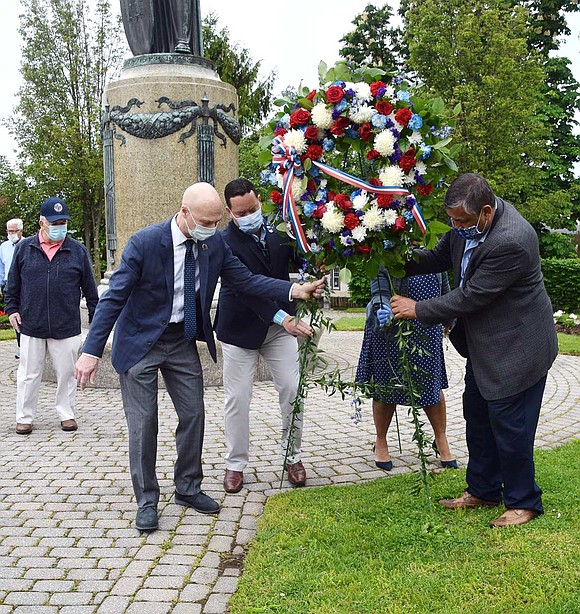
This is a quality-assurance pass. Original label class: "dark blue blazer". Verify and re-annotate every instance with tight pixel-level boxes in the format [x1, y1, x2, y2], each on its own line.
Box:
[82, 217, 293, 372]
[215, 220, 299, 349]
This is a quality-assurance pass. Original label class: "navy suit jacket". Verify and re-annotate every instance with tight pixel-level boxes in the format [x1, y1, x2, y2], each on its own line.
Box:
[83, 217, 293, 372]
[406, 198, 558, 400]
[215, 220, 299, 349]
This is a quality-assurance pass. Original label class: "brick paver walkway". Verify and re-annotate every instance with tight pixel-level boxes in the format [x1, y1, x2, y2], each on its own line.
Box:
[0, 329, 578, 613]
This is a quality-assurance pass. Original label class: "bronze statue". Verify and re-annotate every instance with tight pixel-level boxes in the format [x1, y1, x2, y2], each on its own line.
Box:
[120, 0, 203, 56]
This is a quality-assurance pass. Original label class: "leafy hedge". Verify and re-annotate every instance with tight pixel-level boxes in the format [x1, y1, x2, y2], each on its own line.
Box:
[347, 257, 580, 312]
[541, 258, 580, 312]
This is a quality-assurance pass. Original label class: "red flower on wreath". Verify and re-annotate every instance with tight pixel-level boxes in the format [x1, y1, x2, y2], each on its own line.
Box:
[370, 81, 386, 97]
[330, 117, 350, 136]
[367, 149, 380, 161]
[304, 144, 323, 161]
[304, 125, 319, 141]
[376, 100, 393, 116]
[307, 179, 317, 194]
[358, 123, 372, 140]
[270, 190, 282, 205]
[344, 213, 361, 230]
[334, 194, 352, 211]
[399, 148, 416, 173]
[377, 194, 394, 208]
[417, 183, 434, 196]
[274, 127, 287, 138]
[312, 205, 327, 219]
[325, 85, 345, 104]
[290, 108, 311, 127]
[394, 217, 407, 233]
[394, 107, 412, 126]
[368, 177, 382, 187]
[306, 89, 317, 101]
[356, 245, 372, 254]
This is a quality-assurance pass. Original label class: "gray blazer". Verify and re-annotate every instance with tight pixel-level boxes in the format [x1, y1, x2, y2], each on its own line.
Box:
[406, 198, 558, 400]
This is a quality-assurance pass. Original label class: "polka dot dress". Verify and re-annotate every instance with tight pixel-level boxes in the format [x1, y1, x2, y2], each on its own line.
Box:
[356, 274, 448, 406]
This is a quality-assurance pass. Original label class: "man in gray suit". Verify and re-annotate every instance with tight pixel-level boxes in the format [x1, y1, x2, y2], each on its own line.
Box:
[391, 173, 557, 528]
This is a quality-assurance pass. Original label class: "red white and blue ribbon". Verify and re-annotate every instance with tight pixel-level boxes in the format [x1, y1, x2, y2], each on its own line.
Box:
[271, 137, 427, 254]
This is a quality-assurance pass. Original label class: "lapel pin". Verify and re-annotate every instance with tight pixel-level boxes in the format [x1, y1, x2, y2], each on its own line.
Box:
[201, 243, 209, 251]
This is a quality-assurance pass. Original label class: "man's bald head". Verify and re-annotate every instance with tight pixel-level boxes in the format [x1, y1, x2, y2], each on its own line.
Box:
[178, 182, 223, 235]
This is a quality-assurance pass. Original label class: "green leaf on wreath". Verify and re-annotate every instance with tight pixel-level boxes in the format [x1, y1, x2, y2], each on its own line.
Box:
[364, 258, 380, 280]
[427, 220, 452, 235]
[443, 155, 458, 172]
[432, 137, 453, 150]
[257, 149, 272, 166]
[297, 97, 314, 111]
[339, 267, 352, 285]
[303, 158, 312, 172]
[453, 102, 462, 115]
[276, 222, 287, 234]
[318, 60, 328, 83]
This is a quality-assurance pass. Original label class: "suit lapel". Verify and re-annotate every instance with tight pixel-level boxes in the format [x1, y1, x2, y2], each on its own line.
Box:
[159, 219, 175, 304]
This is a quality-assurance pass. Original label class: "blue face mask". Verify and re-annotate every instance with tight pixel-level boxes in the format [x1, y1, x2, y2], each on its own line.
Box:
[185, 209, 217, 241]
[48, 224, 67, 242]
[451, 209, 488, 240]
[236, 207, 263, 234]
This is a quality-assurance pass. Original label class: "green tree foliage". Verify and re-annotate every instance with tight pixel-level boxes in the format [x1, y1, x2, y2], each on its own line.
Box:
[339, 3, 404, 73]
[403, 0, 548, 209]
[8, 0, 124, 276]
[202, 13, 275, 133]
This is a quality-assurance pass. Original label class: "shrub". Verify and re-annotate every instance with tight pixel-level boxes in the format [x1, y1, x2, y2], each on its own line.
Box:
[541, 258, 580, 312]
[539, 233, 577, 258]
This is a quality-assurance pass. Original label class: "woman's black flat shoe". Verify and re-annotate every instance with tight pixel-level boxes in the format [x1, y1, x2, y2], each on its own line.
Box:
[440, 459, 458, 469]
[375, 460, 393, 471]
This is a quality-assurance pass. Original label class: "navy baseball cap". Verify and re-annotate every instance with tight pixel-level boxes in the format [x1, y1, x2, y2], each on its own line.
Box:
[40, 197, 71, 222]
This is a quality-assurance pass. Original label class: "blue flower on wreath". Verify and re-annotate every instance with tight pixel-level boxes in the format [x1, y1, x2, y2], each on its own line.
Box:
[259, 169, 278, 186]
[420, 145, 432, 160]
[397, 90, 411, 102]
[302, 202, 317, 217]
[371, 114, 388, 130]
[345, 127, 359, 140]
[279, 113, 290, 129]
[408, 114, 423, 131]
[342, 248, 354, 256]
[322, 138, 335, 152]
[334, 99, 348, 113]
[383, 239, 394, 249]
[406, 195, 418, 209]
[316, 188, 328, 202]
[403, 210, 414, 223]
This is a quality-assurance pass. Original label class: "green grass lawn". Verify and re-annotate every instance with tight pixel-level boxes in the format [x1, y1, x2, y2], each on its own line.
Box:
[0, 329, 16, 341]
[332, 318, 580, 356]
[230, 440, 580, 614]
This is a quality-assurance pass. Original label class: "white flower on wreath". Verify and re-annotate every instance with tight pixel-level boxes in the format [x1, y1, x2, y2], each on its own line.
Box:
[374, 130, 396, 157]
[292, 177, 306, 201]
[340, 234, 354, 246]
[309, 242, 323, 254]
[283, 129, 307, 155]
[379, 165, 406, 187]
[306, 228, 317, 240]
[383, 84, 396, 99]
[384, 209, 398, 226]
[311, 103, 334, 129]
[404, 170, 417, 186]
[352, 191, 369, 210]
[321, 209, 345, 233]
[351, 225, 368, 242]
[408, 131, 423, 146]
[415, 160, 427, 176]
[361, 205, 385, 231]
[351, 81, 372, 102]
[349, 104, 376, 124]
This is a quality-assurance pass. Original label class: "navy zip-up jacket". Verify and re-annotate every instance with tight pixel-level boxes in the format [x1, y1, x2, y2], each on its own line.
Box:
[5, 233, 99, 339]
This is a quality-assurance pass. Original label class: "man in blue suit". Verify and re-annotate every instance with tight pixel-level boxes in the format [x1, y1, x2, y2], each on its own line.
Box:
[74, 182, 324, 531]
[391, 173, 558, 528]
[216, 179, 313, 494]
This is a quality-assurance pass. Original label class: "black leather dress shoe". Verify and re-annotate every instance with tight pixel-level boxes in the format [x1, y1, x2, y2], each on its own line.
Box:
[174, 491, 220, 514]
[135, 507, 158, 531]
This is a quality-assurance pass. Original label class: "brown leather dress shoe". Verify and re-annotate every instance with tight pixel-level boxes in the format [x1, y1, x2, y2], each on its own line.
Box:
[61, 419, 78, 432]
[490, 508, 540, 528]
[16, 423, 33, 435]
[223, 470, 243, 493]
[285, 461, 306, 487]
[439, 490, 500, 509]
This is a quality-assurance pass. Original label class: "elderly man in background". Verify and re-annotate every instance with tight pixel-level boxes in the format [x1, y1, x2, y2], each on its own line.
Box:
[5, 198, 99, 435]
[74, 182, 325, 532]
[0, 218, 25, 358]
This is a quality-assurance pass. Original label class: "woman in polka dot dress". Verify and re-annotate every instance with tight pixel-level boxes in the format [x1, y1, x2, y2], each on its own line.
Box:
[356, 269, 457, 471]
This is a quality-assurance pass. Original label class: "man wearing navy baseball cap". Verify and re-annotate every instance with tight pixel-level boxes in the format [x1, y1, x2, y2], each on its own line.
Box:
[4, 196, 98, 435]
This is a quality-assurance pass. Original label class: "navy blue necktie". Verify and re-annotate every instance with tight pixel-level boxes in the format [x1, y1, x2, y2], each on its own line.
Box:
[183, 240, 197, 341]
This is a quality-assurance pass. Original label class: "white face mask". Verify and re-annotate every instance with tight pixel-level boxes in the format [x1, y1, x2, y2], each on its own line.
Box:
[235, 207, 263, 234]
[185, 208, 217, 241]
[8, 232, 20, 244]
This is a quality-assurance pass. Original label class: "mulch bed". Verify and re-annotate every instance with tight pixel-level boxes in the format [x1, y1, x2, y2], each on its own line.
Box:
[555, 323, 580, 335]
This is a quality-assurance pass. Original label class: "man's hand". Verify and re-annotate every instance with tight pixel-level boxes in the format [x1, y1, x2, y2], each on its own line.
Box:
[390, 295, 417, 320]
[8, 312, 21, 332]
[74, 354, 100, 390]
[281, 315, 313, 338]
[292, 278, 325, 300]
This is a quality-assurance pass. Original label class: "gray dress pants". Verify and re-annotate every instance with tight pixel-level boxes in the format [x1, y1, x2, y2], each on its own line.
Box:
[119, 324, 204, 509]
